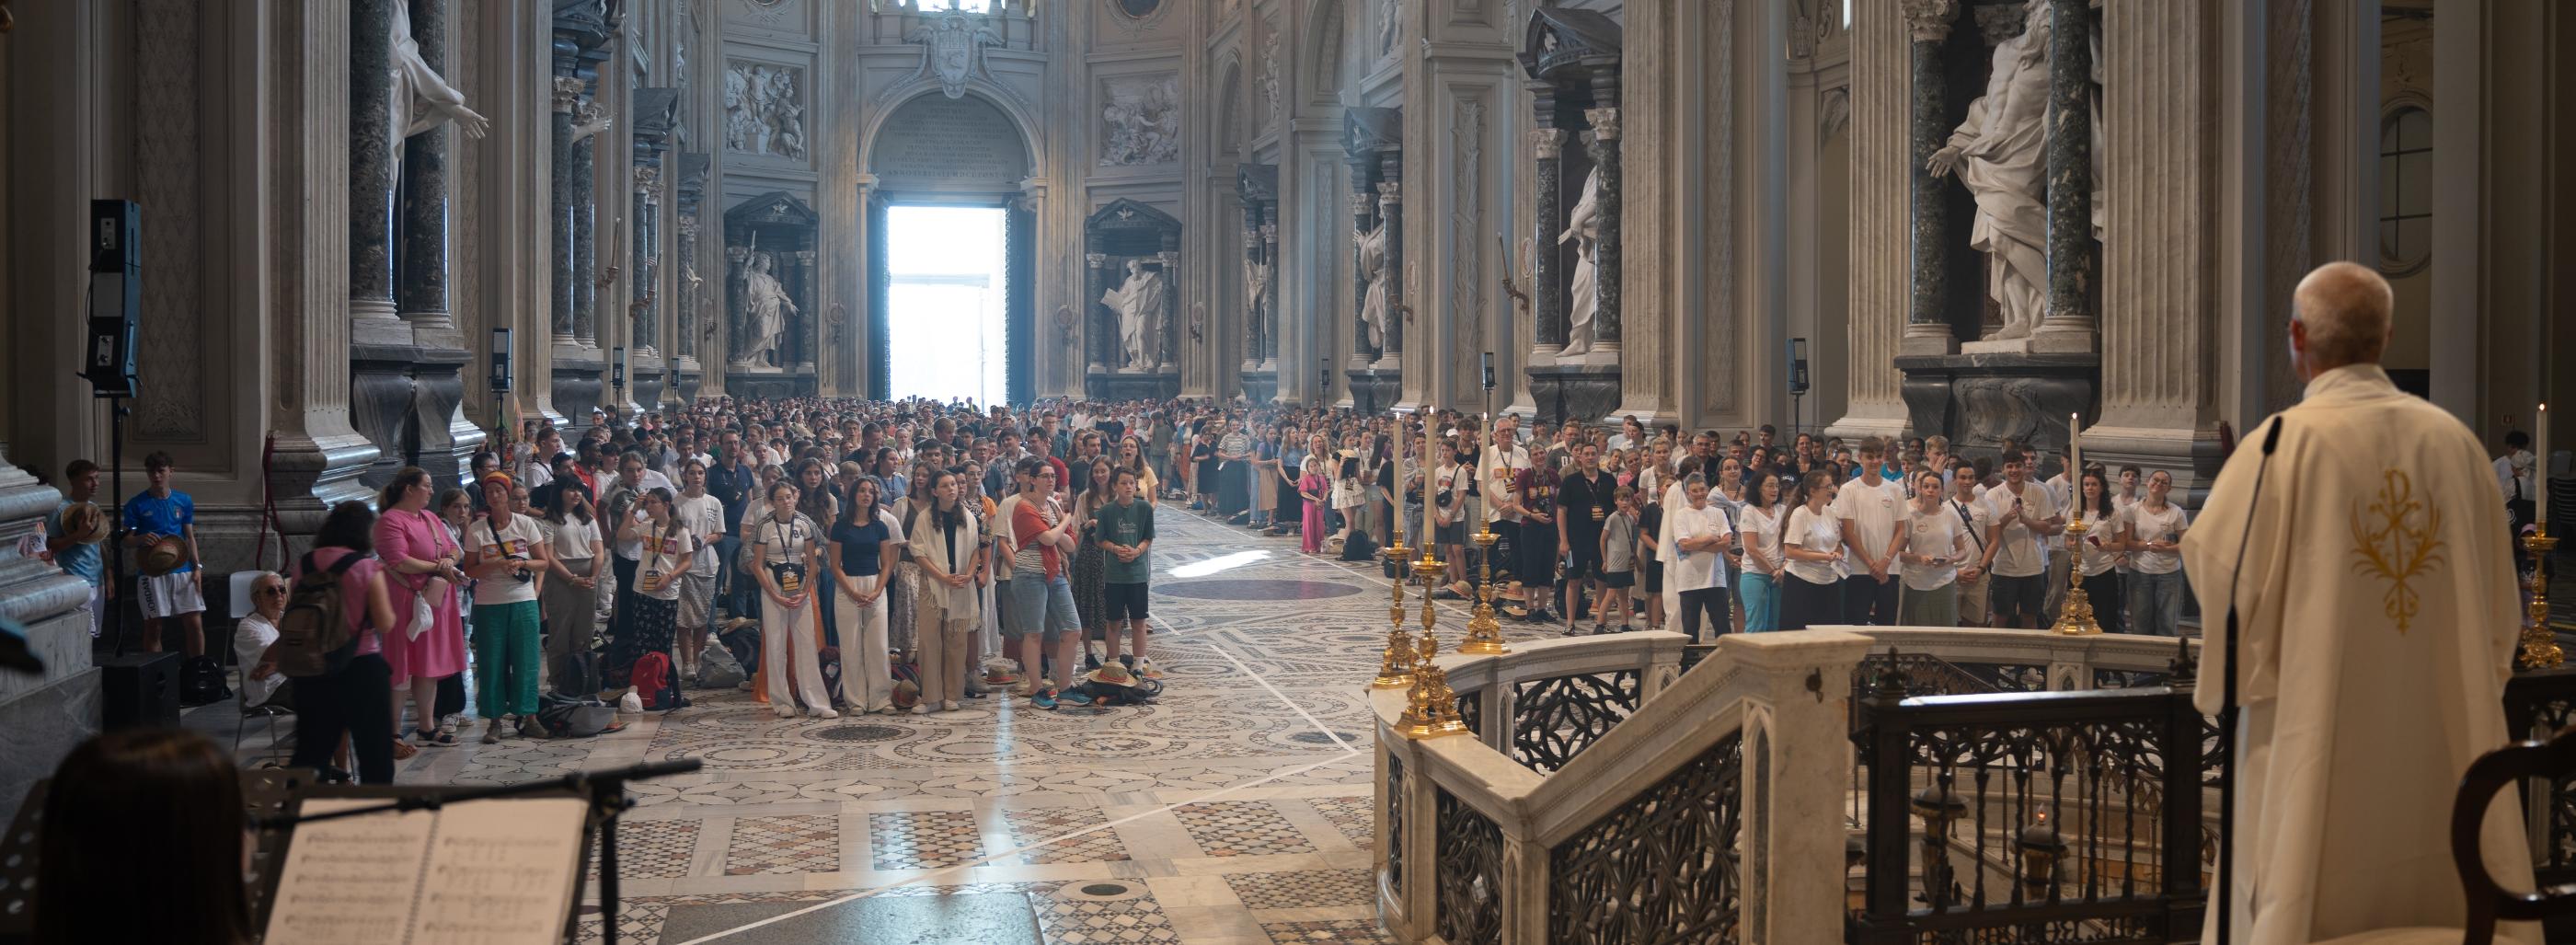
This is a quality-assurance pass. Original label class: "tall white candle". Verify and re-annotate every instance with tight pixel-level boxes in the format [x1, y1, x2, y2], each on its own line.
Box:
[2069, 413, 2083, 479]
[1393, 425, 1407, 547]
[2540, 403, 2551, 533]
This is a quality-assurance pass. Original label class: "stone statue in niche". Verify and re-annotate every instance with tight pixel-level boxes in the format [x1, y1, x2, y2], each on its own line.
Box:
[387, 0, 489, 175]
[731, 250, 797, 368]
[1101, 259, 1167, 371]
[1926, 0, 2099, 341]
[1377, 0, 1401, 59]
[1259, 31, 1282, 120]
[1355, 218, 1391, 355]
[1558, 166, 1603, 357]
[724, 62, 809, 161]
[1098, 75, 1181, 167]
[1244, 251, 1271, 359]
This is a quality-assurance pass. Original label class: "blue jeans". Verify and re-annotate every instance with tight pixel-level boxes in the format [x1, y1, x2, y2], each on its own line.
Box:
[2126, 570, 2185, 637]
[714, 535, 752, 618]
[1005, 566, 1077, 642]
[1739, 571, 1780, 632]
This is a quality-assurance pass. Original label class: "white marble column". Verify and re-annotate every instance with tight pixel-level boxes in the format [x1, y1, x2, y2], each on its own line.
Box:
[1825, 0, 1912, 441]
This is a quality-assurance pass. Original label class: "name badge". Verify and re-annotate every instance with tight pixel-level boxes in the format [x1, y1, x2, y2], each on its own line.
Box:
[1592, 506, 1607, 521]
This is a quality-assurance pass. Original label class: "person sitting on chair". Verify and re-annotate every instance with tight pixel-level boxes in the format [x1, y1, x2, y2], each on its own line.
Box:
[231, 571, 296, 710]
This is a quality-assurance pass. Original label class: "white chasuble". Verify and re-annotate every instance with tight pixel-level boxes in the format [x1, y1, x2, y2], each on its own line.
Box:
[2184, 363, 2533, 944]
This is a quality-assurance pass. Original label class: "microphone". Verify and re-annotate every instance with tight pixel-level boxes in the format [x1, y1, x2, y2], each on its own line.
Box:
[2214, 414, 2285, 944]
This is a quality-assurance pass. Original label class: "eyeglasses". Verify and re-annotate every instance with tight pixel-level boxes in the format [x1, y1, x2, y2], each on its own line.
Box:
[259, 585, 290, 596]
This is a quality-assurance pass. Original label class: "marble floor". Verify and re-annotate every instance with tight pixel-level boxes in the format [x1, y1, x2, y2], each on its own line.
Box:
[219, 501, 1567, 945]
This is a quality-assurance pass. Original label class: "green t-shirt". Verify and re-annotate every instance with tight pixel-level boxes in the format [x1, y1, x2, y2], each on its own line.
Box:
[1092, 498, 1156, 585]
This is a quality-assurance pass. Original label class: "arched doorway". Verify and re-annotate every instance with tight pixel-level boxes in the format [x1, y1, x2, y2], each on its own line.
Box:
[865, 90, 1037, 404]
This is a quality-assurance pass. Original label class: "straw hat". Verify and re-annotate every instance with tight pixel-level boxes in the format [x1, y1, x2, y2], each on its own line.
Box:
[58, 501, 109, 545]
[139, 536, 187, 576]
[1083, 661, 1138, 687]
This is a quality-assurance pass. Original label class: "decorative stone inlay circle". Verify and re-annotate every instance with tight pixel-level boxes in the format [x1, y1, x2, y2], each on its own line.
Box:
[810, 724, 908, 743]
[1080, 883, 1131, 896]
[1156, 579, 1364, 601]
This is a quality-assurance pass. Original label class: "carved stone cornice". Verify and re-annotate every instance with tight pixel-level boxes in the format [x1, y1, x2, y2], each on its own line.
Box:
[1085, 252, 1108, 269]
[1900, 0, 1960, 44]
[1376, 181, 1403, 204]
[1583, 107, 1620, 143]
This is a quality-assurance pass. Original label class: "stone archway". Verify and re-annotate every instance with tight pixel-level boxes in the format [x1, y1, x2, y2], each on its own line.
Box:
[863, 90, 1038, 402]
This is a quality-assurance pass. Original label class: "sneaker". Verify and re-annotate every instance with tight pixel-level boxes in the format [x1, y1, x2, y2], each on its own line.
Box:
[941, 700, 960, 712]
[776, 706, 798, 719]
[1118, 654, 1136, 671]
[910, 704, 931, 716]
[1057, 689, 1095, 708]
[1030, 688, 1059, 710]
[1009, 681, 1036, 697]
[811, 707, 839, 720]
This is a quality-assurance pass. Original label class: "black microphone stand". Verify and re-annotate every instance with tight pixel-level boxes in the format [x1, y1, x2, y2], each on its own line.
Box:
[2214, 416, 2285, 944]
[259, 758, 702, 945]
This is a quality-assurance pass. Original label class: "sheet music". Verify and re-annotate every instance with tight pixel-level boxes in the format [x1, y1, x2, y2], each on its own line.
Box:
[263, 797, 589, 945]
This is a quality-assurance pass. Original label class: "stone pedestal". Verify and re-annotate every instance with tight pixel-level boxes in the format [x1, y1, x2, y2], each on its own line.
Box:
[1896, 351, 2099, 457]
[1346, 369, 1404, 416]
[1239, 369, 1278, 405]
[351, 345, 479, 488]
[0, 450, 99, 817]
[1525, 363, 1624, 429]
[552, 347, 605, 429]
[727, 370, 817, 402]
[1087, 369, 1180, 403]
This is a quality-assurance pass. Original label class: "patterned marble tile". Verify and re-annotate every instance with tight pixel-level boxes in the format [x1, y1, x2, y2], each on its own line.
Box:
[1171, 801, 1318, 858]
[1260, 917, 1400, 944]
[570, 901, 669, 945]
[1305, 795, 1375, 851]
[1223, 869, 1375, 910]
[1031, 882, 1183, 945]
[1004, 805, 1132, 866]
[588, 817, 700, 880]
[869, 809, 989, 870]
[724, 814, 840, 875]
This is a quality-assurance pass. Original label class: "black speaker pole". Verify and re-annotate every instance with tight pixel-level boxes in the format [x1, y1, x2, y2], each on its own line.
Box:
[106, 398, 129, 658]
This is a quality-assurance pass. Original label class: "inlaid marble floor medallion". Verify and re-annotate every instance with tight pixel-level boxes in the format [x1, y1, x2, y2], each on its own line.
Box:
[221, 502, 1578, 942]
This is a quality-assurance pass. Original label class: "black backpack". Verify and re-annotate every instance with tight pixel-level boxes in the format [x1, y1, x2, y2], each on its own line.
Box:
[180, 655, 231, 706]
[272, 552, 364, 679]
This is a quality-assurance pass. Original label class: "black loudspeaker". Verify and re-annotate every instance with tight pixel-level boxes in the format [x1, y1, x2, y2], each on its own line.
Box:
[1786, 337, 1811, 397]
[85, 200, 141, 399]
[98, 651, 181, 730]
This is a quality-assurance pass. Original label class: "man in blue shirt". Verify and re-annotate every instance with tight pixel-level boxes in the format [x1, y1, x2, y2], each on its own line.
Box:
[42, 459, 108, 640]
[124, 451, 207, 656]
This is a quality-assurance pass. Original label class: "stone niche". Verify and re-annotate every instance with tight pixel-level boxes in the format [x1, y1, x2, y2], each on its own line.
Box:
[1236, 162, 1281, 402]
[1084, 199, 1181, 402]
[1519, 6, 1625, 429]
[724, 191, 821, 400]
[1341, 106, 1402, 415]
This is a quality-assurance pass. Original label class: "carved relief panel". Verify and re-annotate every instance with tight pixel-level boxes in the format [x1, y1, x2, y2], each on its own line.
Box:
[724, 60, 810, 162]
[1098, 74, 1180, 167]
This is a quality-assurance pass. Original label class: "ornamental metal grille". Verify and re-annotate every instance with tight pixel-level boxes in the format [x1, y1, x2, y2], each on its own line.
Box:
[1510, 670, 1641, 773]
[2505, 667, 2576, 887]
[1547, 732, 1744, 945]
[1458, 686, 1484, 736]
[1386, 753, 1406, 892]
[1435, 787, 1506, 945]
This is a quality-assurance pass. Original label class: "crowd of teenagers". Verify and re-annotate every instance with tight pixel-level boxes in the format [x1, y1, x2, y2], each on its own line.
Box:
[1146, 407, 2201, 643]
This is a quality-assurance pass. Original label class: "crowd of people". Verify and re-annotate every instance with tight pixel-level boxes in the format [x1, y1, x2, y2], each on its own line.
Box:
[1144, 406, 2204, 641]
[39, 390, 2553, 789]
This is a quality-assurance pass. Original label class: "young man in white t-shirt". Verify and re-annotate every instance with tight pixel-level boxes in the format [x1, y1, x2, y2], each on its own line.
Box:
[1832, 438, 1909, 624]
[2117, 468, 2191, 637]
[1976, 451, 2064, 628]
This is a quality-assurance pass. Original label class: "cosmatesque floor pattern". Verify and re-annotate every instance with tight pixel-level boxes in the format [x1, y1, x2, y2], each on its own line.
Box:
[235, 501, 1572, 944]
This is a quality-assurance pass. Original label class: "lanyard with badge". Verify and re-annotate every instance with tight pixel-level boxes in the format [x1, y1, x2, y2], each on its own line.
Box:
[767, 519, 807, 596]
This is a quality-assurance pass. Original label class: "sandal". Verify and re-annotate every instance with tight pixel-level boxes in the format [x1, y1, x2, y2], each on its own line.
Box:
[415, 728, 458, 747]
[389, 741, 420, 761]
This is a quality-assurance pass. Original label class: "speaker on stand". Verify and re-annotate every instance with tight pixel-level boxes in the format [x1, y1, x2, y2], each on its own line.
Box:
[86, 200, 143, 660]
[1786, 337, 1811, 442]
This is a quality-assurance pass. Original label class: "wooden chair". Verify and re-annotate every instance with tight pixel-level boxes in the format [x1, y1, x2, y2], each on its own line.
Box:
[2310, 725, 2576, 945]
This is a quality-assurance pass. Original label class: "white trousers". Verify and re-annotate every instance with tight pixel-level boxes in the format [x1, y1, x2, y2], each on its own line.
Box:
[761, 598, 830, 711]
[831, 580, 893, 712]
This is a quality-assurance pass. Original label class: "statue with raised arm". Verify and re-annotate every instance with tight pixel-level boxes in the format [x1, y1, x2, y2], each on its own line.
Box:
[386, 0, 488, 179]
[1244, 253, 1272, 360]
[1558, 166, 1603, 357]
[731, 250, 795, 369]
[1100, 259, 1167, 371]
[1926, 0, 2053, 341]
[1355, 220, 1390, 355]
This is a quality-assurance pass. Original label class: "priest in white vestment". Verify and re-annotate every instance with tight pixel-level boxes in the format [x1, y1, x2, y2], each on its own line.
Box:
[2186, 261, 2534, 944]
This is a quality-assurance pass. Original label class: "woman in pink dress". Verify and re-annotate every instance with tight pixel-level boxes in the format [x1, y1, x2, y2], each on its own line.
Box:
[374, 467, 469, 746]
[1297, 440, 1329, 555]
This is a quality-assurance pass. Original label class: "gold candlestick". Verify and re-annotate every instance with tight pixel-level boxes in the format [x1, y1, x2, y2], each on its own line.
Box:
[1458, 527, 1509, 654]
[1374, 543, 1419, 688]
[2523, 526, 2563, 669]
[2050, 517, 2103, 635]
[1414, 547, 1446, 659]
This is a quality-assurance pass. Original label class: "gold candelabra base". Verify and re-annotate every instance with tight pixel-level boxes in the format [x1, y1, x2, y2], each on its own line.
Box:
[1458, 528, 1510, 655]
[2523, 528, 2563, 670]
[1374, 542, 1420, 686]
[1396, 662, 1470, 739]
[2051, 518, 2103, 635]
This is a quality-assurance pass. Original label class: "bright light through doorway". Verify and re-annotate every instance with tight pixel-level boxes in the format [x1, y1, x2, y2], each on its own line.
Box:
[886, 205, 1008, 407]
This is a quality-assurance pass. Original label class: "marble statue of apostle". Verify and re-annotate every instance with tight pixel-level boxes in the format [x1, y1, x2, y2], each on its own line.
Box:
[1101, 259, 1167, 371]
[733, 251, 795, 368]
[388, 1, 489, 177]
[1558, 166, 1603, 357]
[1926, 0, 2051, 340]
[1356, 221, 1391, 355]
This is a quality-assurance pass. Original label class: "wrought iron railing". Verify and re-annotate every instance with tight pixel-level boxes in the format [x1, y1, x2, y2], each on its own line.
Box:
[1510, 669, 1642, 773]
[2503, 665, 2576, 892]
[1848, 667, 2213, 945]
[1548, 732, 1745, 944]
[1436, 787, 1507, 945]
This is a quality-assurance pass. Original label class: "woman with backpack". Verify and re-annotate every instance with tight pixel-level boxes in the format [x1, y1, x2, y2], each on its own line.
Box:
[620, 487, 695, 714]
[255, 501, 400, 782]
